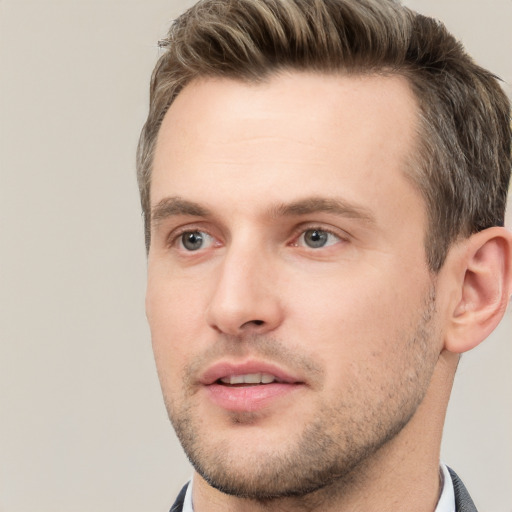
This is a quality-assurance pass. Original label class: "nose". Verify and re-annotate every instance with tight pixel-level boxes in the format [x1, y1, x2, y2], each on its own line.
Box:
[206, 243, 284, 337]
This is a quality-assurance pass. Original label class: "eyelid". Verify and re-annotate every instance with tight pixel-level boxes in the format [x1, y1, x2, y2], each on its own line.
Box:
[289, 223, 350, 246]
[163, 221, 349, 251]
[166, 223, 220, 250]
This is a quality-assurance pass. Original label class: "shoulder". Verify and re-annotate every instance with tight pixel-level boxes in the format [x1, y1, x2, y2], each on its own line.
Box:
[447, 468, 478, 512]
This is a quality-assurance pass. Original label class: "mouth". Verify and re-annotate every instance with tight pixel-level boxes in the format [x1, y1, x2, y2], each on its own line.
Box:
[217, 372, 287, 386]
[200, 362, 305, 412]
[200, 360, 302, 386]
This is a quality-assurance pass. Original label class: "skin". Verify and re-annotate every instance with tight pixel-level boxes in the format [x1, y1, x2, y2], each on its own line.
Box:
[145, 72, 511, 511]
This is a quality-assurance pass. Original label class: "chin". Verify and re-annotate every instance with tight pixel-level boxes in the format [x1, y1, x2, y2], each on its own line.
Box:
[170, 397, 414, 501]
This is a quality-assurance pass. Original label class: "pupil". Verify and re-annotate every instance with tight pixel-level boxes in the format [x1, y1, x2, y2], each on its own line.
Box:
[305, 229, 328, 248]
[183, 231, 203, 250]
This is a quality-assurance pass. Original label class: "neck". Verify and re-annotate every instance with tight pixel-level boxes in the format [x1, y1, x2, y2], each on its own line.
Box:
[193, 350, 458, 512]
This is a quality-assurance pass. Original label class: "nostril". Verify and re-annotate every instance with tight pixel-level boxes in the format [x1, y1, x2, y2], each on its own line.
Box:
[241, 319, 264, 327]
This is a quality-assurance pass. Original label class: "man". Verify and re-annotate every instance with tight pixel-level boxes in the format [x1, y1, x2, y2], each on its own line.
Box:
[136, 0, 512, 511]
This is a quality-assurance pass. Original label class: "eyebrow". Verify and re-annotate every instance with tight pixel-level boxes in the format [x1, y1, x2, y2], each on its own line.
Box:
[150, 195, 376, 226]
[151, 196, 211, 224]
[269, 197, 376, 224]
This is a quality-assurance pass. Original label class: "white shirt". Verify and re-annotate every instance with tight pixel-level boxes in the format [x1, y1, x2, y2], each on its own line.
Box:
[182, 463, 455, 512]
[437, 463, 456, 512]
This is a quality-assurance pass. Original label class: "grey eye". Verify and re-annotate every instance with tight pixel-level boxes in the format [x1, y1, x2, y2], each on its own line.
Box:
[181, 231, 205, 251]
[303, 229, 329, 248]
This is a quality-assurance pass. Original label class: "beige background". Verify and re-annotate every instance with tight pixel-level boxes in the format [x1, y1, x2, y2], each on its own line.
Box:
[0, 1, 510, 511]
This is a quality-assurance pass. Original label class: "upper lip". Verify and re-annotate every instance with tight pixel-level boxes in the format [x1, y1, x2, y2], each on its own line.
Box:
[199, 360, 303, 385]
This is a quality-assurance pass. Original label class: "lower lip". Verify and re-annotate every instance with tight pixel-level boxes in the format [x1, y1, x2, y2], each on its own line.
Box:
[205, 382, 302, 412]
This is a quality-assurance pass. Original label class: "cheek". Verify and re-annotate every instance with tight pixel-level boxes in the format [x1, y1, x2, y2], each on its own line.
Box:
[147, 260, 210, 326]
[146, 273, 208, 374]
[288, 265, 431, 376]
[290, 267, 402, 335]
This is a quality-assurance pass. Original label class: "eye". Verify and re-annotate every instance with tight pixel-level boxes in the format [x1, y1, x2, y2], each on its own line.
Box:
[298, 229, 340, 249]
[179, 230, 214, 251]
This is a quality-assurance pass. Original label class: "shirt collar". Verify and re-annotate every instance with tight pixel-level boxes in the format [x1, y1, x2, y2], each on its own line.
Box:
[182, 474, 194, 512]
[435, 463, 456, 512]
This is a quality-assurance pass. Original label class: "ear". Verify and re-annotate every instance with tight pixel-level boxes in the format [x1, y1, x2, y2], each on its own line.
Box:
[444, 226, 512, 354]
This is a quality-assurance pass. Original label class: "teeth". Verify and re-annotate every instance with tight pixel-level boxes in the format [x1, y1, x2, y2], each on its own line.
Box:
[244, 373, 262, 384]
[219, 373, 277, 385]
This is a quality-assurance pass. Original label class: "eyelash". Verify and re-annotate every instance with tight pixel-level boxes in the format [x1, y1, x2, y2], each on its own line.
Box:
[167, 226, 216, 250]
[167, 224, 348, 252]
[290, 225, 346, 248]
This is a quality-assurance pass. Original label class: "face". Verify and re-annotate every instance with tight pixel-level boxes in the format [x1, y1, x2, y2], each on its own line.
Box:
[146, 72, 443, 498]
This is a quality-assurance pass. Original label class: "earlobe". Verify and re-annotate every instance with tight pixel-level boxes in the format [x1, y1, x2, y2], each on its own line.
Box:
[444, 227, 512, 354]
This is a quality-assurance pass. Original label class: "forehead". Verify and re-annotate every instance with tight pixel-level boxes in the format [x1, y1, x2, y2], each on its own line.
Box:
[151, 71, 421, 224]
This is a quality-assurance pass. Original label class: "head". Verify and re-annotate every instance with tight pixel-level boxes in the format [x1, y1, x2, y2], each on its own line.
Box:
[138, 0, 512, 506]
[137, 0, 511, 272]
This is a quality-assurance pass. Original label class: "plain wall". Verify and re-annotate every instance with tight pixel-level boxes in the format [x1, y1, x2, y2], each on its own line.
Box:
[0, 1, 510, 511]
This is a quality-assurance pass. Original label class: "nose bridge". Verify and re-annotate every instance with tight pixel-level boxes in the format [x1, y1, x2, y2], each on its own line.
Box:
[206, 233, 281, 335]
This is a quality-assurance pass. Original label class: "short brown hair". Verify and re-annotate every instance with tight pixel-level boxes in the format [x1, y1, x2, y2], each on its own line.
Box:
[137, 0, 511, 271]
